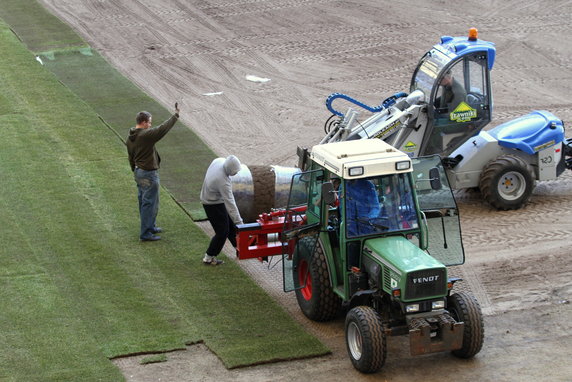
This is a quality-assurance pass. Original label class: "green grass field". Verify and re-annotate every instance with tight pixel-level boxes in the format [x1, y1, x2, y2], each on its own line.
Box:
[40, 48, 215, 220]
[0, 1, 328, 380]
[0, 0, 216, 221]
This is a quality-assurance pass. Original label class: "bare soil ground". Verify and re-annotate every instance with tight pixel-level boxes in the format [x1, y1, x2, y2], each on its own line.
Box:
[39, 0, 572, 380]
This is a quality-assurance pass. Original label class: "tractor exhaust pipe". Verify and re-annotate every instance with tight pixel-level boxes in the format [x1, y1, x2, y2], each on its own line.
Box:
[231, 165, 301, 222]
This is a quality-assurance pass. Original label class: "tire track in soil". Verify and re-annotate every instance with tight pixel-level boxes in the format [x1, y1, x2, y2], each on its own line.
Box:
[156, 35, 422, 60]
[452, 173, 572, 315]
[197, 0, 355, 18]
[152, 30, 424, 61]
[461, 203, 572, 251]
[131, 25, 415, 50]
[455, 265, 495, 316]
[473, 249, 572, 313]
[459, 200, 572, 230]
[492, 107, 572, 123]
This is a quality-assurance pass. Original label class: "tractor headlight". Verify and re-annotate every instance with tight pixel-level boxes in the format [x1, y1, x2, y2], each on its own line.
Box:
[395, 160, 411, 171]
[348, 166, 364, 177]
[406, 304, 420, 313]
[432, 300, 445, 310]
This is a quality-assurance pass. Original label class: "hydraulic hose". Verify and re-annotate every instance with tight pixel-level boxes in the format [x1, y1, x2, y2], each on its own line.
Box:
[325, 91, 408, 117]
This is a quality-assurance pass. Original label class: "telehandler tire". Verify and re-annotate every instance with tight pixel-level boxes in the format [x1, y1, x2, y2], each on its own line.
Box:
[479, 155, 534, 210]
[345, 306, 386, 373]
[447, 292, 484, 358]
[294, 237, 342, 321]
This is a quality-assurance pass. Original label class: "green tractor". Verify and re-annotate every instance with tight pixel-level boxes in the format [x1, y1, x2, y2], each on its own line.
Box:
[281, 139, 483, 373]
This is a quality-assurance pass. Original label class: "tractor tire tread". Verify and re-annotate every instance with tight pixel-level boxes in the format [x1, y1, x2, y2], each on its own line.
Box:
[295, 237, 342, 322]
[345, 306, 386, 373]
[449, 292, 484, 358]
[312, 243, 342, 321]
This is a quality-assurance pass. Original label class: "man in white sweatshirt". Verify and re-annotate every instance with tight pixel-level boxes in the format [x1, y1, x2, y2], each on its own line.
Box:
[199, 155, 244, 265]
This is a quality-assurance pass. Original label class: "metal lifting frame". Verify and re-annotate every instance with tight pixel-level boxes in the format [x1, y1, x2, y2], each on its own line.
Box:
[236, 207, 306, 260]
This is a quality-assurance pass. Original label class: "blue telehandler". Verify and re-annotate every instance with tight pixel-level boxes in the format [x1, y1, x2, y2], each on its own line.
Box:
[318, 28, 571, 210]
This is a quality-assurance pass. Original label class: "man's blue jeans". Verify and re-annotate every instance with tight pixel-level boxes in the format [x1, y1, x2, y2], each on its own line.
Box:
[134, 168, 159, 240]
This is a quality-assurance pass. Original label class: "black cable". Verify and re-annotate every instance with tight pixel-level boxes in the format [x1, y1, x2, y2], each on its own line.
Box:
[324, 114, 339, 134]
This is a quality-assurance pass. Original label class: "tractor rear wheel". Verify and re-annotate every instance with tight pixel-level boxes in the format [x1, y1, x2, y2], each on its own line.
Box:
[447, 292, 484, 358]
[479, 155, 534, 210]
[294, 237, 341, 321]
[345, 306, 386, 373]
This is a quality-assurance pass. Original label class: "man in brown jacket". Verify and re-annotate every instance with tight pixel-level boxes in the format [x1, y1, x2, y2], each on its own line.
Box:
[126, 103, 180, 241]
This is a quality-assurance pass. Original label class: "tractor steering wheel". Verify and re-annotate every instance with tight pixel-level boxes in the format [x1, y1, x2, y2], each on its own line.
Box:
[357, 217, 389, 231]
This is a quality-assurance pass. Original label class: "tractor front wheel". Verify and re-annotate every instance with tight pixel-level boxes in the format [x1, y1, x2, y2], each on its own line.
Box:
[345, 306, 386, 373]
[294, 237, 341, 321]
[479, 155, 534, 210]
[447, 292, 484, 358]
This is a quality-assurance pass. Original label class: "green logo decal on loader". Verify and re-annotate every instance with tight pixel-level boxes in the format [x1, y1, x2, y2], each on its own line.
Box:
[403, 141, 417, 152]
[450, 102, 477, 123]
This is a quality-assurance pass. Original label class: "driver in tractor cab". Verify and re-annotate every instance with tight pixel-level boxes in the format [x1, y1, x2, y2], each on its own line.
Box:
[330, 176, 341, 206]
[345, 178, 381, 237]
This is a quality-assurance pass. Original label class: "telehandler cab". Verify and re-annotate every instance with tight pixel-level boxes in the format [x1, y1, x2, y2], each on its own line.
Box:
[236, 139, 484, 373]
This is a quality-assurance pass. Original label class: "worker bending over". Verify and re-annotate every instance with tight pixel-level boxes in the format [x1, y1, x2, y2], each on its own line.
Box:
[200, 155, 244, 265]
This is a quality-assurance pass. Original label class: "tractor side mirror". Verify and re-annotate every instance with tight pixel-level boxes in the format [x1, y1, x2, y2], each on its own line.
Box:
[429, 167, 442, 190]
[321, 182, 336, 205]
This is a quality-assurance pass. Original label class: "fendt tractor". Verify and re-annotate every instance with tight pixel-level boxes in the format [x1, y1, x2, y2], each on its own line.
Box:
[315, 28, 572, 210]
[236, 139, 484, 373]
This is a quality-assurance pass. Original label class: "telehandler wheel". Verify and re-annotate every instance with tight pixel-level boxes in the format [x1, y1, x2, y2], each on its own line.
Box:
[294, 237, 342, 321]
[479, 155, 534, 210]
[447, 292, 484, 359]
[345, 306, 386, 373]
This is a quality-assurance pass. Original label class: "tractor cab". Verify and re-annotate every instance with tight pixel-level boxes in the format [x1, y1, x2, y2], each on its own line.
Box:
[410, 28, 496, 157]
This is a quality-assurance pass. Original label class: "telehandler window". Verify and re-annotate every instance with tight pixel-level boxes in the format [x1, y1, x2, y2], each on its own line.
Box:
[424, 53, 491, 156]
[434, 66, 466, 112]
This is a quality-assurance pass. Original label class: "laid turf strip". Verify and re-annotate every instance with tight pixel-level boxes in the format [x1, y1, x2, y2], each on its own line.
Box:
[0, 0, 216, 221]
[0, 9, 328, 382]
[0, 0, 83, 52]
[40, 48, 215, 220]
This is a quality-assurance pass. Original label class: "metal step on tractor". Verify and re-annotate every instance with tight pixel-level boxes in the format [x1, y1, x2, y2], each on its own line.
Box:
[310, 27, 572, 210]
[236, 139, 484, 373]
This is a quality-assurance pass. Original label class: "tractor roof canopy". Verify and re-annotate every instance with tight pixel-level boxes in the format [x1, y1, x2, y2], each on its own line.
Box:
[310, 140, 412, 179]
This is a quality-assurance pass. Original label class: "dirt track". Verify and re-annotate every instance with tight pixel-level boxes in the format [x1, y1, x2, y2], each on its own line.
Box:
[38, 0, 572, 380]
